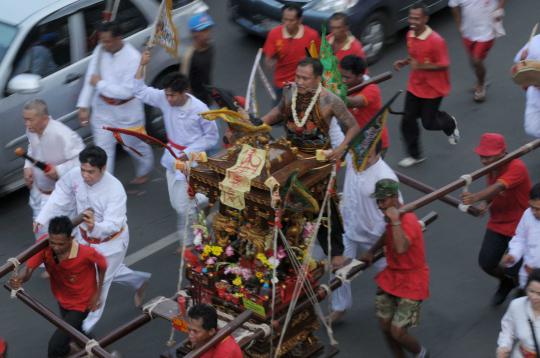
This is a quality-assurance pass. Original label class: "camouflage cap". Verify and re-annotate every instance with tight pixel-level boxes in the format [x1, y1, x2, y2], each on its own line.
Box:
[371, 179, 399, 199]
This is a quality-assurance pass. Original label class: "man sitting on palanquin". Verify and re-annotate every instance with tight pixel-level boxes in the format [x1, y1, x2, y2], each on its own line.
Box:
[260, 57, 361, 261]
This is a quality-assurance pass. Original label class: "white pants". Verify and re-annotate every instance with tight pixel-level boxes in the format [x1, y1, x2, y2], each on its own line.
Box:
[92, 125, 154, 177]
[166, 171, 208, 245]
[331, 238, 387, 312]
[29, 186, 51, 240]
[81, 232, 151, 333]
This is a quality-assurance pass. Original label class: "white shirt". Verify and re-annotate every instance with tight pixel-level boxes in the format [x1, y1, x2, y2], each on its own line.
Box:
[449, 0, 500, 41]
[515, 35, 540, 138]
[508, 208, 540, 285]
[36, 167, 128, 254]
[498, 296, 540, 354]
[24, 118, 84, 192]
[133, 78, 219, 181]
[341, 157, 400, 244]
[77, 43, 144, 127]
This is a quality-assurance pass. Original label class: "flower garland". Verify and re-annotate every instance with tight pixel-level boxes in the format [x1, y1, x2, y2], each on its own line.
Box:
[291, 83, 322, 128]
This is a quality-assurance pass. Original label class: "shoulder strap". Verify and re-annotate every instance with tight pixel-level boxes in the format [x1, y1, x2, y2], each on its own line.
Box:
[526, 299, 540, 356]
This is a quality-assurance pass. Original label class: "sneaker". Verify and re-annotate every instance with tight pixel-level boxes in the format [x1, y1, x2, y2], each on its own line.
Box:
[398, 156, 426, 168]
[474, 85, 486, 102]
[448, 116, 460, 145]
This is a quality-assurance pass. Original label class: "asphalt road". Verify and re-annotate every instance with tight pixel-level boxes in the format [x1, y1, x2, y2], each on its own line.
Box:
[2, 0, 540, 356]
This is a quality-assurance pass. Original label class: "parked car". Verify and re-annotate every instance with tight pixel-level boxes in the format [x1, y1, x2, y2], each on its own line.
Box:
[0, 0, 208, 196]
[228, 0, 448, 64]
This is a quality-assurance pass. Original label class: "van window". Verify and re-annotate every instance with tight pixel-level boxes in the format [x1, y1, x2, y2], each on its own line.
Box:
[11, 16, 71, 79]
[83, 0, 149, 55]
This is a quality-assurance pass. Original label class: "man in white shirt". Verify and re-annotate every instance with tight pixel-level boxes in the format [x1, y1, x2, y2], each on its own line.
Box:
[35, 145, 151, 333]
[133, 50, 219, 245]
[328, 140, 400, 323]
[22, 99, 84, 239]
[514, 34, 540, 138]
[77, 21, 154, 182]
[450, 0, 505, 102]
[502, 183, 540, 289]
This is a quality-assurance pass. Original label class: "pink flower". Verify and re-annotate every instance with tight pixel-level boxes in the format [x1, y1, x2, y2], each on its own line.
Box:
[225, 245, 234, 257]
[205, 257, 217, 265]
[277, 247, 287, 259]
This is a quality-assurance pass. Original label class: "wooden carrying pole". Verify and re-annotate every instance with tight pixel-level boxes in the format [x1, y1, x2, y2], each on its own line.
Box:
[68, 313, 153, 358]
[347, 71, 392, 95]
[185, 310, 253, 358]
[396, 171, 481, 217]
[400, 139, 540, 214]
[0, 212, 87, 279]
[3, 284, 113, 358]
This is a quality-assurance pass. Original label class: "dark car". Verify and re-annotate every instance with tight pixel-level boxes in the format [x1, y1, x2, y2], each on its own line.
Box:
[228, 0, 448, 63]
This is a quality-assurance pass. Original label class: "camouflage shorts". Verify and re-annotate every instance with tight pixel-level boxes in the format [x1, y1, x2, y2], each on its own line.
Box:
[374, 290, 422, 328]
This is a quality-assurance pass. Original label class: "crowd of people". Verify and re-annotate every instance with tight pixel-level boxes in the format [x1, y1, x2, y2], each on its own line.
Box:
[4, 0, 540, 357]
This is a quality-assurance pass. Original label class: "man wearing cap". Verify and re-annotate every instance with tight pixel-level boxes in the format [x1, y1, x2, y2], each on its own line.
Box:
[361, 179, 430, 358]
[263, 4, 320, 99]
[461, 133, 531, 305]
[180, 12, 215, 106]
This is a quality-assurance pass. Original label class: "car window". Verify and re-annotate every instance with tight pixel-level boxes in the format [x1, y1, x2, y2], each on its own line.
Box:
[0, 22, 17, 63]
[10, 16, 71, 79]
[83, 0, 148, 55]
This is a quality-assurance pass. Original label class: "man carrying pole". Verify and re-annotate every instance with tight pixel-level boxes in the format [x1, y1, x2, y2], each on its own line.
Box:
[461, 133, 531, 305]
[362, 179, 430, 358]
[9, 216, 107, 358]
[35, 145, 151, 333]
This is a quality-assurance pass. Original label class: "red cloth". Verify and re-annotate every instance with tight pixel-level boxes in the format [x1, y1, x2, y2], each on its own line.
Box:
[406, 28, 451, 98]
[375, 212, 429, 301]
[462, 38, 495, 61]
[199, 336, 243, 358]
[263, 25, 321, 88]
[0, 338, 5, 355]
[27, 243, 107, 312]
[349, 83, 389, 149]
[327, 33, 366, 64]
[487, 159, 531, 237]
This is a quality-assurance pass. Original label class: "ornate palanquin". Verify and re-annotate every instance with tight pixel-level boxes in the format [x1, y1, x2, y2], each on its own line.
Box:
[184, 133, 335, 357]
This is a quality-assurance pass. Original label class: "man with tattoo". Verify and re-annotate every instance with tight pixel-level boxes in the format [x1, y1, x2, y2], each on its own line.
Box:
[259, 57, 360, 259]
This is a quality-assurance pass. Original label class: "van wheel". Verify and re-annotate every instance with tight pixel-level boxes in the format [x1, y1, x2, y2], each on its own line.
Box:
[359, 12, 388, 65]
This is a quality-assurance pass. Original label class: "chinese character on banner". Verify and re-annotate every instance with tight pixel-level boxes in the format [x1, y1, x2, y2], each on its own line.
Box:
[151, 0, 179, 57]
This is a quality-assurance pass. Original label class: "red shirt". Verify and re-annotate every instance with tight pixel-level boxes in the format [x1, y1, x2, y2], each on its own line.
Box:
[28, 242, 107, 312]
[349, 83, 389, 149]
[327, 33, 365, 64]
[375, 212, 429, 301]
[263, 25, 321, 88]
[406, 27, 450, 98]
[200, 336, 242, 358]
[487, 159, 531, 237]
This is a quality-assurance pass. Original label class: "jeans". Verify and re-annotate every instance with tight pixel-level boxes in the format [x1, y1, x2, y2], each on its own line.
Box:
[48, 306, 88, 358]
[400, 91, 456, 158]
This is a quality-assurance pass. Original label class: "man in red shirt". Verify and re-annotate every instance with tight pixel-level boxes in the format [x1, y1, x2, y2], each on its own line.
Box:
[340, 54, 389, 152]
[263, 4, 320, 100]
[362, 179, 430, 358]
[327, 12, 365, 64]
[393, 2, 460, 168]
[461, 133, 531, 305]
[187, 304, 242, 358]
[9, 216, 107, 358]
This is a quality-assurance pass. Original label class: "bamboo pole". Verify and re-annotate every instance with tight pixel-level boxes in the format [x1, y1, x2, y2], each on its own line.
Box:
[396, 171, 481, 217]
[3, 284, 112, 358]
[400, 139, 540, 214]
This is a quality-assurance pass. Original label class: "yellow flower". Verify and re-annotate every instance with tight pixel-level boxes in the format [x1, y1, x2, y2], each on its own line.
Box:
[233, 292, 243, 298]
[233, 276, 242, 286]
[203, 245, 212, 255]
[255, 272, 263, 279]
[211, 246, 223, 256]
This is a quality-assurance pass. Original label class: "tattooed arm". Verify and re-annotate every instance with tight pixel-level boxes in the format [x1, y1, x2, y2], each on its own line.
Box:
[262, 90, 288, 125]
[320, 90, 360, 160]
